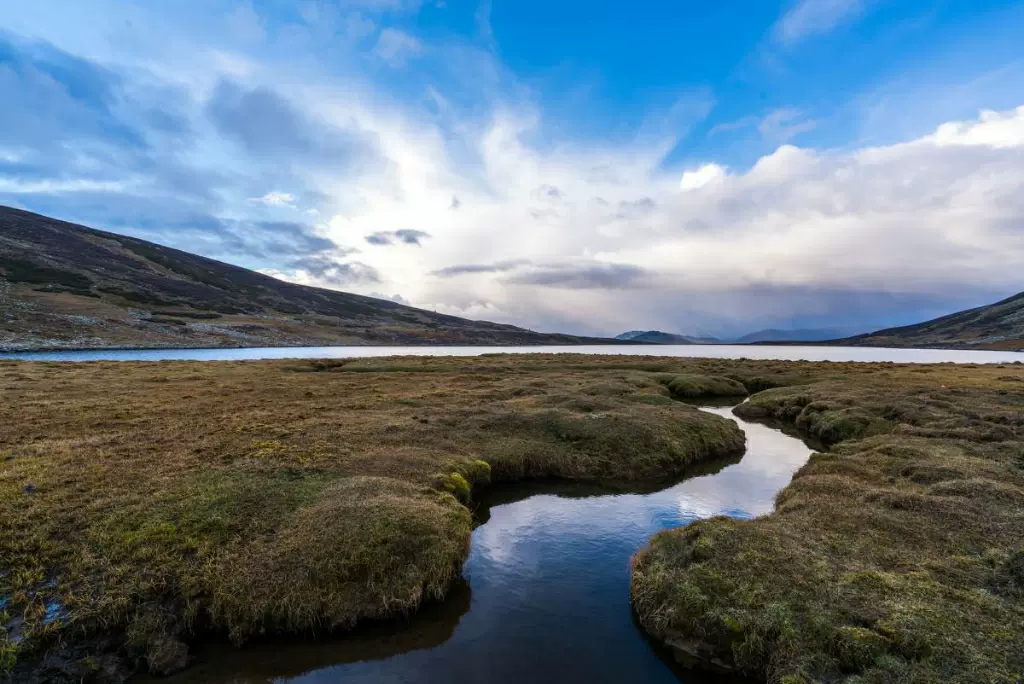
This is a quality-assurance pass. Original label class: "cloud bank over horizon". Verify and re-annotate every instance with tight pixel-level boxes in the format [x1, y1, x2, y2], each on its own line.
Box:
[1, 1, 1023, 338]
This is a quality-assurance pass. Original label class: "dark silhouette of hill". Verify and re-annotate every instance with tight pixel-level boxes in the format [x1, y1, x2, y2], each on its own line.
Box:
[0, 206, 611, 351]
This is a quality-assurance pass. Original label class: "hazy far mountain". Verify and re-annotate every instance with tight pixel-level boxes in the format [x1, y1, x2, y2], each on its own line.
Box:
[735, 328, 863, 344]
[615, 330, 722, 345]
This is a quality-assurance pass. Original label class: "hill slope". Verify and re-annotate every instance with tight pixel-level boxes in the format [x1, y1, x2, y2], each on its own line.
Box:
[838, 292, 1024, 350]
[0, 206, 608, 351]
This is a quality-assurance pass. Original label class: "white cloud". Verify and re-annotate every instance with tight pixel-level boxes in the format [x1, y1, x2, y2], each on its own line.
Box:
[1, 5, 1019, 338]
[772, 0, 868, 45]
[0, 178, 133, 194]
[928, 106, 1024, 149]
[373, 28, 423, 67]
[248, 191, 297, 208]
[680, 164, 728, 191]
[758, 108, 817, 142]
[292, 103, 1024, 335]
[707, 116, 759, 138]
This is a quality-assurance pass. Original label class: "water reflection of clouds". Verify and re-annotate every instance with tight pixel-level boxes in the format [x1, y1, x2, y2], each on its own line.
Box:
[472, 408, 815, 574]
[665, 411, 813, 521]
[277, 407, 818, 683]
[470, 492, 661, 571]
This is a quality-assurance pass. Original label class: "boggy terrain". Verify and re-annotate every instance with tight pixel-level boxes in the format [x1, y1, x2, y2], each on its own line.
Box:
[632, 361, 1024, 683]
[1, 355, 1022, 683]
[0, 354, 751, 682]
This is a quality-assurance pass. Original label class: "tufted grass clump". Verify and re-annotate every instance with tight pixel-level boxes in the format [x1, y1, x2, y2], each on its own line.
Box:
[633, 368, 1024, 683]
[658, 373, 749, 400]
[0, 354, 757, 679]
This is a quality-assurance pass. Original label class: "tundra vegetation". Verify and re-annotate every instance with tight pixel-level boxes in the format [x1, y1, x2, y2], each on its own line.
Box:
[632, 360, 1024, 683]
[0, 355, 1021, 683]
[0, 355, 749, 681]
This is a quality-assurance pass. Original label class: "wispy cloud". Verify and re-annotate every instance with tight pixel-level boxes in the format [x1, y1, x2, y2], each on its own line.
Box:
[373, 28, 424, 67]
[248, 191, 296, 207]
[758, 108, 818, 142]
[772, 0, 870, 45]
[364, 230, 432, 246]
[707, 115, 759, 137]
[432, 260, 530, 277]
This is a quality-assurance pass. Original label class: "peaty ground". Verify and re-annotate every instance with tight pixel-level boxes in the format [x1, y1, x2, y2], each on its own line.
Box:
[0, 354, 751, 681]
[631, 360, 1024, 683]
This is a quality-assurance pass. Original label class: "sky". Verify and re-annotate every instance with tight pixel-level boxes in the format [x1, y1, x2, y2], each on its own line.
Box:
[1, 0, 1023, 338]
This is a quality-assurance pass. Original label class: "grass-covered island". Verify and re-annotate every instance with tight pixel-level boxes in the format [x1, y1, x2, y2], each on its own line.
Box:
[1, 355, 1021, 682]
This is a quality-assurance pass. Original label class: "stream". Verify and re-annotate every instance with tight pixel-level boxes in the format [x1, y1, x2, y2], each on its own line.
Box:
[157, 405, 817, 683]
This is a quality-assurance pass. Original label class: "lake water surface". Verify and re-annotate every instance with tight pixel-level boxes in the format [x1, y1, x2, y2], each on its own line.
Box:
[5, 344, 1023, 363]
[156, 406, 816, 684]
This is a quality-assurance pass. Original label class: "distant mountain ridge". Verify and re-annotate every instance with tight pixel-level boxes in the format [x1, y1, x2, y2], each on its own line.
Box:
[615, 330, 721, 345]
[0, 206, 613, 351]
[736, 328, 862, 344]
[836, 292, 1024, 351]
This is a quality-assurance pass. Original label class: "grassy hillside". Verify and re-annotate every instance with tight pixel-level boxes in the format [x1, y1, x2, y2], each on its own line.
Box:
[0, 206, 608, 351]
[838, 292, 1024, 350]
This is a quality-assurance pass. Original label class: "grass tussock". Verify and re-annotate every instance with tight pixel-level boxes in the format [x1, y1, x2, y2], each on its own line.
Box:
[0, 354, 755, 679]
[658, 373, 750, 400]
[632, 365, 1024, 683]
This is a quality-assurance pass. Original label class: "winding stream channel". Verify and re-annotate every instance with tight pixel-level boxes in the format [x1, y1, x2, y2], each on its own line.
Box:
[157, 405, 817, 684]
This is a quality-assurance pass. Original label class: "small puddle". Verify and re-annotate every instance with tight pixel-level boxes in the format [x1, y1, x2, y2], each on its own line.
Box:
[157, 406, 817, 683]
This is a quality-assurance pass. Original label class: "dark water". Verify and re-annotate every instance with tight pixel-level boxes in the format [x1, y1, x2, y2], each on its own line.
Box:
[157, 407, 816, 684]
[4, 343, 1023, 363]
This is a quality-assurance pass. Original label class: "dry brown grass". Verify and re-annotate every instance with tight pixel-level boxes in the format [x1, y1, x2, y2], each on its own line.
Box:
[632, 361, 1024, 683]
[0, 354, 755, 680]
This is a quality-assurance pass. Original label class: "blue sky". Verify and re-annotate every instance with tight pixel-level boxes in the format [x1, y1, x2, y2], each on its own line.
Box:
[1, 0, 1023, 337]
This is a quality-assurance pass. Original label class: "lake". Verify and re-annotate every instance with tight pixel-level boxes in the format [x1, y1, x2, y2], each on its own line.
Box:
[4, 344, 1023, 364]
[153, 405, 814, 684]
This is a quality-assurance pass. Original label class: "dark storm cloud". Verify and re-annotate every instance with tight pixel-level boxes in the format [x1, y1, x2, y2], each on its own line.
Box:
[393, 229, 430, 245]
[4, 191, 342, 269]
[0, 36, 353, 280]
[364, 229, 431, 246]
[504, 263, 651, 290]
[432, 259, 531, 277]
[287, 255, 381, 286]
[0, 33, 207, 196]
[0, 33, 142, 150]
[365, 232, 393, 245]
[206, 79, 381, 167]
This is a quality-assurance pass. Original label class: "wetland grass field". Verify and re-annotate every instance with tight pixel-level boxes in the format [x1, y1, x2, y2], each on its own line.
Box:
[1, 355, 1022, 682]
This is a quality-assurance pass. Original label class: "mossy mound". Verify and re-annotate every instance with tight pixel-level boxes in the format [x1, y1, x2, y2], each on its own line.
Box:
[0, 356, 751, 679]
[659, 373, 749, 400]
[467, 401, 746, 481]
[203, 477, 472, 643]
[633, 379, 1024, 683]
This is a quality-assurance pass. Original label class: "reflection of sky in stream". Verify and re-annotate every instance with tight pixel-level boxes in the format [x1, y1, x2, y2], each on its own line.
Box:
[164, 406, 814, 684]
